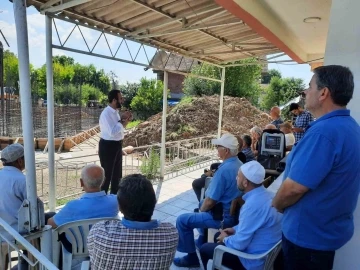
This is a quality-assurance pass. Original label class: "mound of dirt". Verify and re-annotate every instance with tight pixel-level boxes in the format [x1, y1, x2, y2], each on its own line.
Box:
[123, 95, 271, 147]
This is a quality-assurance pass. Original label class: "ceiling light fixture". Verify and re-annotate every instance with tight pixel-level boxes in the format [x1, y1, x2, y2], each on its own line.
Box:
[303, 17, 321, 23]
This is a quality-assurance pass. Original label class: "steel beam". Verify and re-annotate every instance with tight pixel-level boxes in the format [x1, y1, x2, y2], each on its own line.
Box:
[40, 0, 93, 14]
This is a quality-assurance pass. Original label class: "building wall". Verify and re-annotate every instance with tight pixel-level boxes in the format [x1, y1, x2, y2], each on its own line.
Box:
[155, 71, 185, 98]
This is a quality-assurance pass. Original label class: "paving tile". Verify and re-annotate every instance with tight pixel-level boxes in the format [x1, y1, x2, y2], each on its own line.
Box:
[168, 199, 195, 209]
[162, 215, 178, 225]
[152, 210, 171, 221]
[173, 209, 191, 217]
[157, 204, 183, 215]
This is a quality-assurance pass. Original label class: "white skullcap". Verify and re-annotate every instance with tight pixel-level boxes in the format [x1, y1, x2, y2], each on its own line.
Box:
[240, 161, 265, 184]
[0, 143, 24, 163]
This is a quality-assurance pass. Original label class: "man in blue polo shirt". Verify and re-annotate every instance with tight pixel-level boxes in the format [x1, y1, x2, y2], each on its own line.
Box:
[174, 133, 242, 268]
[47, 164, 118, 228]
[272, 65, 360, 270]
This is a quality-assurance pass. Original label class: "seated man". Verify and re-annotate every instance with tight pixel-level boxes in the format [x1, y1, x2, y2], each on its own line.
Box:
[0, 144, 53, 238]
[200, 161, 282, 269]
[241, 135, 255, 162]
[192, 135, 245, 202]
[0, 144, 28, 240]
[88, 174, 178, 269]
[174, 133, 242, 268]
[47, 164, 118, 229]
[279, 122, 295, 151]
[47, 164, 118, 256]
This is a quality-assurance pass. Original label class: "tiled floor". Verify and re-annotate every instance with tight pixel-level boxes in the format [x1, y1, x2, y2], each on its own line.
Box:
[153, 168, 205, 270]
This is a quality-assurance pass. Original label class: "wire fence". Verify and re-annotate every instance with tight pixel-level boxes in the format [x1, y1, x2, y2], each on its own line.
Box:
[0, 97, 102, 138]
[31, 135, 217, 207]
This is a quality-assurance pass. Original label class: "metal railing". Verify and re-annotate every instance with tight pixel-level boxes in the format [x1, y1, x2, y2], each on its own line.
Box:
[0, 217, 57, 270]
[32, 135, 217, 207]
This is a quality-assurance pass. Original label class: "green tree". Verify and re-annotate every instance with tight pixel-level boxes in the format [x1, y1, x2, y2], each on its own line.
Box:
[261, 77, 305, 110]
[183, 58, 263, 105]
[130, 78, 165, 119]
[261, 69, 282, 84]
[3, 50, 19, 90]
[120, 82, 140, 109]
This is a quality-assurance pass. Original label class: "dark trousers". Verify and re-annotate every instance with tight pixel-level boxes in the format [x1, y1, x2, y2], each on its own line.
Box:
[98, 139, 122, 194]
[192, 175, 207, 202]
[282, 234, 335, 270]
[200, 242, 245, 270]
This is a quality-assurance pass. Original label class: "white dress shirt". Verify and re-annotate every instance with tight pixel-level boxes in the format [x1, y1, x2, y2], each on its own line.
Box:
[285, 133, 295, 147]
[99, 106, 124, 141]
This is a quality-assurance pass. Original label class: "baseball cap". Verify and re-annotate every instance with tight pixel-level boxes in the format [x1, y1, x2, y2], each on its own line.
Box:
[0, 143, 24, 163]
[240, 161, 265, 184]
[211, 133, 238, 150]
[279, 122, 292, 129]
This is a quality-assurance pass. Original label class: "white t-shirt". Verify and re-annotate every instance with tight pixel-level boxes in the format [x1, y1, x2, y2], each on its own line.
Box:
[285, 133, 295, 147]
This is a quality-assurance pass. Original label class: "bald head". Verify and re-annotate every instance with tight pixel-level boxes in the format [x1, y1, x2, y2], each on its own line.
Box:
[81, 164, 105, 189]
[270, 106, 281, 120]
[265, 124, 277, 130]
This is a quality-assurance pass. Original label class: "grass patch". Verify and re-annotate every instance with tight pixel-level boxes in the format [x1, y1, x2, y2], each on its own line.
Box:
[179, 96, 193, 105]
[56, 197, 72, 206]
[127, 120, 142, 129]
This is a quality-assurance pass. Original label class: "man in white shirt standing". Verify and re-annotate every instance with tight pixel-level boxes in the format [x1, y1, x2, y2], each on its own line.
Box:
[98, 90, 132, 194]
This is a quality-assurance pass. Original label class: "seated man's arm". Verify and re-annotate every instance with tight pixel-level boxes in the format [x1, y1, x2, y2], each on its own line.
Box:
[47, 217, 58, 229]
[200, 197, 216, 212]
[272, 178, 308, 213]
[223, 207, 258, 250]
[200, 170, 225, 212]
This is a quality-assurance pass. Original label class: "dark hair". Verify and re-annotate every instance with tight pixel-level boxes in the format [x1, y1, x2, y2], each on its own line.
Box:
[289, 103, 299, 111]
[242, 135, 252, 147]
[313, 65, 354, 106]
[107, 89, 121, 103]
[117, 174, 156, 222]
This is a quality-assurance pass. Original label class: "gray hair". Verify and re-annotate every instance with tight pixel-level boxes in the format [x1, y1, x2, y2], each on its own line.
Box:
[81, 164, 105, 189]
[229, 148, 238, 156]
[250, 126, 262, 136]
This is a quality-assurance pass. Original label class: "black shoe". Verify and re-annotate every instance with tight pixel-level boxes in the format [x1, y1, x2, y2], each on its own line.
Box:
[194, 208, 199, 213]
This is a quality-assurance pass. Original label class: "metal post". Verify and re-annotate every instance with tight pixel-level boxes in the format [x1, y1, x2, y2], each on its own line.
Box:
[46, 15, 56, 211]
[13, 0, 39, 230]
[217, 67, 226, 138]
[159, 71, 168, 180]
[0, 41, 4, 136]
[40, 225, 53, 267]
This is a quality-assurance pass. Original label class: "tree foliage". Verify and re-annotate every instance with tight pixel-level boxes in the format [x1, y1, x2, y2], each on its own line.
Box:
[3, 50, 111, 104]
[261, 69, 282, 84]
[130, 78, 164, 119]
[261, 76, 305, 110]
[183, 58, 263, 105]
[119, 82, 140, 109]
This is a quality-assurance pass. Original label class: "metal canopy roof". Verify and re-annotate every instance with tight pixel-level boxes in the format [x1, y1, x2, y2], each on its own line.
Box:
[28, 0, 282, 65]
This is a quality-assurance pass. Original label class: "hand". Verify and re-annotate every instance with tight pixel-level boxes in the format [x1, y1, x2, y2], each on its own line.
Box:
[121, 111, 133, 121]
[292, 127, 303, 133]
[216, 228, 235, 243]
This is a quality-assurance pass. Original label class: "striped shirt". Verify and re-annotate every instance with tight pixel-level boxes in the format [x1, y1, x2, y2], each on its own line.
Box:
[294, 111, 314, 142]
[88, 219, 178, 270]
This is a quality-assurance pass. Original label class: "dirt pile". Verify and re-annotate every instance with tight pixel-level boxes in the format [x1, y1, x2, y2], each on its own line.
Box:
[123, 95, 271, 147]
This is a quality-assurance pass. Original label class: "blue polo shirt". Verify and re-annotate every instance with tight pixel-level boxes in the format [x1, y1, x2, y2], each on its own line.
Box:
[205, 156, 242, 213]
[282, 109, 360, 250]
[53, 191, 118, 226]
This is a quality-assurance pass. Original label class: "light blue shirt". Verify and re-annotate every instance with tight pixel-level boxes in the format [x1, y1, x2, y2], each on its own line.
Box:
[282, 109, 360, 250]
[224, 186, 282, 270]
[0, 166, 27, 238]
[122, 218, 159, 230]
[53, 191, 118, 226]
[205, 156, 242, 213]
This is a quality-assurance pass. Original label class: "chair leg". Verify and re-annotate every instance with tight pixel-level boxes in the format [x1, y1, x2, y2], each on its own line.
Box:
[62, 245, 73, 270]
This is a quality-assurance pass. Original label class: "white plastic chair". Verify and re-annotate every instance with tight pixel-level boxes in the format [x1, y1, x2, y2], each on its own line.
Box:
[207, 240, 282, 270]
[52, 217, 119, 269]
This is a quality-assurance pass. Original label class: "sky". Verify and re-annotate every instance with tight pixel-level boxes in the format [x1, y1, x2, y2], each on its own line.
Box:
[0, 1, 314, 85]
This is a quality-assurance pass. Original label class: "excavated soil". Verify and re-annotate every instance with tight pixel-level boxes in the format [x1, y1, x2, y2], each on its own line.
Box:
[124, 95, 271, 147]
